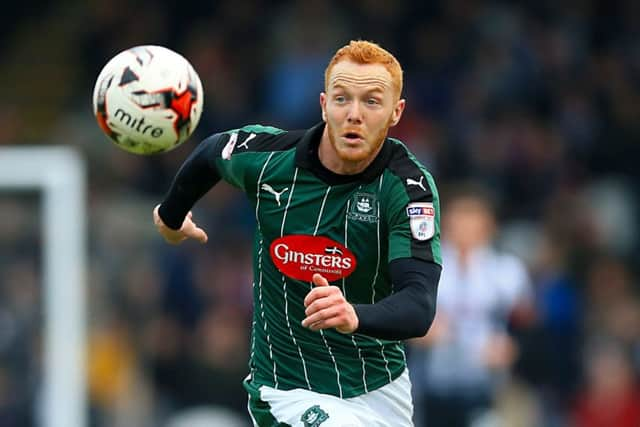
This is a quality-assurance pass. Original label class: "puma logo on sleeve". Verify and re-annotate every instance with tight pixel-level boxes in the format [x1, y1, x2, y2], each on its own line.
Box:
[406, 176, 426, 191]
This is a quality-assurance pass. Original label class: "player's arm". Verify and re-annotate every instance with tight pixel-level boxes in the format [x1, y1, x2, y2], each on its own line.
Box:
[352, 258, 440, 340]
[154, 135, 221, 244]
[356, 161, 442, 339]
[302, 258, 440, 340]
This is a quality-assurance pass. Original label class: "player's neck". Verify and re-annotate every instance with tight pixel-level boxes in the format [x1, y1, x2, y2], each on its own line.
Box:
[318, 127, 381, 176]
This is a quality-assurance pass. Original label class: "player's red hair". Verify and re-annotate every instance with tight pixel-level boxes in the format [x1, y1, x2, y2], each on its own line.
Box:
[325, 40, 403, 100]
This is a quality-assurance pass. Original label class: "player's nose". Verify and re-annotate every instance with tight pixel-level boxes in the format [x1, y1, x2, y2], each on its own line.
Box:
[346, 101, 363, 123]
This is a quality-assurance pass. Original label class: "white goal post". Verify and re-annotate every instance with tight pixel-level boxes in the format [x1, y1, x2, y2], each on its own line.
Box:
[0, 146, 87, 427]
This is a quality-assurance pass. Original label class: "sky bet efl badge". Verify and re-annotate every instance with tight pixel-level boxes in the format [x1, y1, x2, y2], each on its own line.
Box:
[407, 202, 435, 241]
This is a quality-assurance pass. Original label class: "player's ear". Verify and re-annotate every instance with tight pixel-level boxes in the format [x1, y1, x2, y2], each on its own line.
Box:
[320, 92, 327, 122]
[389, 98, 405, 127]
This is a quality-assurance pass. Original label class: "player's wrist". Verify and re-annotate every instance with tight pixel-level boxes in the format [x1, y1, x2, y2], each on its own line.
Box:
[351, 305, 363, 334]
[154, 205, 185, 243]
[350, 304, 359, 333]
[337, 304, 359, 334]
[156, 203, 185, 230]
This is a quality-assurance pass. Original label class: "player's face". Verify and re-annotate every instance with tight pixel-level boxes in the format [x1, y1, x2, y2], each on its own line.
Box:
[320, 60, 405, 172]
[443, 198, 495, 251]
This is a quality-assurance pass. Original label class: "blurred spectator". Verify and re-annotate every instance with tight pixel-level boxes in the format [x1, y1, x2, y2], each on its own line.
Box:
[263, 2, 349, 127]
[408, 183, 533, 427]
[571, 339, 640, 427]
[515, 229, 582, 405]
[583, 254, 640, 357]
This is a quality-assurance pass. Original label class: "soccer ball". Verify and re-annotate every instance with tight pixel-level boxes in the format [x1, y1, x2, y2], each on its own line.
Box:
[92, 45, 203, 155]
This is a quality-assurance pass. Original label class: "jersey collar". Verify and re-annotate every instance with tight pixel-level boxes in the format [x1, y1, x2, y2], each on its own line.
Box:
[295, 122, 392, 185]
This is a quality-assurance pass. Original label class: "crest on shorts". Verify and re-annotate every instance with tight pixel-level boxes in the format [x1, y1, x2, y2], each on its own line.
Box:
[301, 405, 329, 427]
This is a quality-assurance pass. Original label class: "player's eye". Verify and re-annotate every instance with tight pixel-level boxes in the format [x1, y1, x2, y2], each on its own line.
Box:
[334, 95, 346, 104]
[366, 98, 380, 105]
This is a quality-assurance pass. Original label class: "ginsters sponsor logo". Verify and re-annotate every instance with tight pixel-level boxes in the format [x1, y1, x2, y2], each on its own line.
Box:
[270, 235, 357, 282]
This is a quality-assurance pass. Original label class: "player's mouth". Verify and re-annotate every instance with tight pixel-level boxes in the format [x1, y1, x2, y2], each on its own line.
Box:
[341, 131, 365, 144]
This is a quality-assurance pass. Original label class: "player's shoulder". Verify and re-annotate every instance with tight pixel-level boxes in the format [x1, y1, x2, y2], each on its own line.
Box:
[226, 124, 287, 138]
[202, 124, 305, 158]
[225, 124, 305, 151]
[386, 138, 433, 176]
[384, 137, 437, 194]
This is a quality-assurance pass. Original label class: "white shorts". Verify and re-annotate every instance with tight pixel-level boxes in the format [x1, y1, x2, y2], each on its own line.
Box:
[246, 369, 414, 426]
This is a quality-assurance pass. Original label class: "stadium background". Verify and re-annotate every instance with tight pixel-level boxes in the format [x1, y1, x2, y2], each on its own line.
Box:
[0, 1, 638, 426]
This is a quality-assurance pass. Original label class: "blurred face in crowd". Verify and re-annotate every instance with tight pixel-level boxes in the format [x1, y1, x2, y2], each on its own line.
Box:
[319, 41, 405, 174]
[586, 344, 635, 398]
[443, 196, 496, 253]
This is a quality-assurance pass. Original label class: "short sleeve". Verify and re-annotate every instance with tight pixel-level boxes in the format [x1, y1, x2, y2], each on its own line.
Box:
[384, 142, 442, 265]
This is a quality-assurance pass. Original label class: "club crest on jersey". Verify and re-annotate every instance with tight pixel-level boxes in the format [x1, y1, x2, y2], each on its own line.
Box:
[347, 192, 378, 223]
[407, 202, 435, 241]
[301, 405, 329, 427]
[270, 235, 357, 282]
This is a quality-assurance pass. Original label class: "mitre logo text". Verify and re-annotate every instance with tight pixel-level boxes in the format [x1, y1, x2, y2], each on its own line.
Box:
[114, 108, 164, 137]
[270, 235, 357, 282]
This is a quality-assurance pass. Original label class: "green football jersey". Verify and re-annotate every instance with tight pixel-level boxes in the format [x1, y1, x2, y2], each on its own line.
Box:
[208, 122, 441, 398]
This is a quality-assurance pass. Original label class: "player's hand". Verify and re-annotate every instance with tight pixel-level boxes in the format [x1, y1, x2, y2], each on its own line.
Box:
[153, 204, 208, 244]
[302, 273, 359, 334]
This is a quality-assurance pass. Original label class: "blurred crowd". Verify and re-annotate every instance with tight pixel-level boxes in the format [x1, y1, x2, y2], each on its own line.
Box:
[1, 1, 639, 426]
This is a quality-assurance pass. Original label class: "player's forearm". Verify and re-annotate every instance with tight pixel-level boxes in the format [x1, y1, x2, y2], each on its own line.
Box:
[353, 258, 440, 340]
[158, 137, 221, 229]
